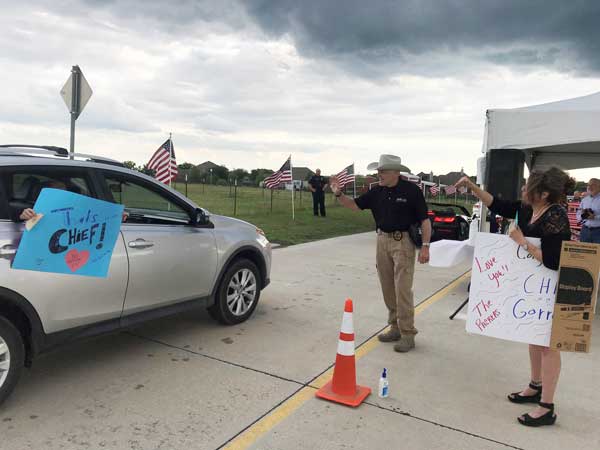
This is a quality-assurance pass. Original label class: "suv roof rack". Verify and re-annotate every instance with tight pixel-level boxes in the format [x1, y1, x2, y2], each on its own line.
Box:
[0, 145, 124, 167]
[0, 144, 69, 156]
[72, 153, 124, 167]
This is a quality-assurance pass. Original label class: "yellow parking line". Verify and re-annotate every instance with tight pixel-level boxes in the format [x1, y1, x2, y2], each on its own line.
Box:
[415, 271, 471, 314]
[222, 271, 471, 450]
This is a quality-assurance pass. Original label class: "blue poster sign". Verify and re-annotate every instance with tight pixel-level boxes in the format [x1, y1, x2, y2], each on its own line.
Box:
[12, 189, 124, 277]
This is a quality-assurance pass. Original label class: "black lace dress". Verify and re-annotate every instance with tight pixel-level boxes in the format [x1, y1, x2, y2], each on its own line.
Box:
[489, 198, 571, 270]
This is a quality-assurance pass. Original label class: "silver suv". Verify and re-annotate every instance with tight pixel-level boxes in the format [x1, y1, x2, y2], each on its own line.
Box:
[0, 145, 271, 405]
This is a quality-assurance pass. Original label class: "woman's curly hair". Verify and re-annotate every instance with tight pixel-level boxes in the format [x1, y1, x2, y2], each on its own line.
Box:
[526, 167, 576, 205]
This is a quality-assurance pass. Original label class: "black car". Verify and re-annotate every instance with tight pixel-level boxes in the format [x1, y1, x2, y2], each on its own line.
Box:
[427, 202, 471, 242]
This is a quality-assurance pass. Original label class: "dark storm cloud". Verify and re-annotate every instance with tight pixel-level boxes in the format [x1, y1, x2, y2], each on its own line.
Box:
[27, 0, 600, 75]
[242, 0, 600, 75]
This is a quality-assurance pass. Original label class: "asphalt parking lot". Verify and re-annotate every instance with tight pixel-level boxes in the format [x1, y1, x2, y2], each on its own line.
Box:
[1, 232, 599, 450]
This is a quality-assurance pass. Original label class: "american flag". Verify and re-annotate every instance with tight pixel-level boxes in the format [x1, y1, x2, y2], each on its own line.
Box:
[335, 163, 355, 189]
[147, 139, 178, 184]
[429, 185, 440, 196]
[445, 185, 457, 195]
[567, 201, 582, 241]
[264, 156, 292, 189]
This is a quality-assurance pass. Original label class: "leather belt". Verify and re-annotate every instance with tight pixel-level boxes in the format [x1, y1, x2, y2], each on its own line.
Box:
[376, 229, 406, 241]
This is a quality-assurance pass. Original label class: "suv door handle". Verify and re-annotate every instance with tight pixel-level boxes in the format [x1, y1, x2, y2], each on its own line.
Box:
[0, 245, 17, 256]
[128, 239, 154, 249]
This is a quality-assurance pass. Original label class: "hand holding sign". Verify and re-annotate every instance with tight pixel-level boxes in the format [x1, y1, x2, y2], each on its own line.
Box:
[12, 189, 124, 277]
[509, 226, 527, 247]
[19, 208, 36, 221]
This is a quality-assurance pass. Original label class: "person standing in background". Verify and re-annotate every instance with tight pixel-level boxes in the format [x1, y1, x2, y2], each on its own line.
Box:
[309, 169, 328, 217]
[578, 178, 600, 243]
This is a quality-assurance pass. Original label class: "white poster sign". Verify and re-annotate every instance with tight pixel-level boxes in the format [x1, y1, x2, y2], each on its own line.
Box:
[466, 232, 558, 346]
[429, 239, 474, 268]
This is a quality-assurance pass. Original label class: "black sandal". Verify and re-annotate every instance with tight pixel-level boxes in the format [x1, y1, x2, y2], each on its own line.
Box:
[508, 382, 542, 404]
[518, 402, 557, 427]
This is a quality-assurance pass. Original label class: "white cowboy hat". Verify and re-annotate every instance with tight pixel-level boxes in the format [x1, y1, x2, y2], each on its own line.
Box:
[367, 154, 403, 171]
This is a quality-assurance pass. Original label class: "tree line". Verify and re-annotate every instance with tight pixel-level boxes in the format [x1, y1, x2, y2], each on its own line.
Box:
[123, 161, 275, 186]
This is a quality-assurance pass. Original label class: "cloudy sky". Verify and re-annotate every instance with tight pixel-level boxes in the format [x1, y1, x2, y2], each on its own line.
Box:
[2, 0, 600, 179]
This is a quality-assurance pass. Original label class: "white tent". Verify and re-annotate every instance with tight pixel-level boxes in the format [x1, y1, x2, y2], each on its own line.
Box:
[483, 91, 600, 170]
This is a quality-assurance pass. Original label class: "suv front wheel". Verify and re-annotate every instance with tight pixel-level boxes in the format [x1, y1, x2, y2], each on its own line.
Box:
[0, 316, 25, 406]
[209, 258, 261, 325]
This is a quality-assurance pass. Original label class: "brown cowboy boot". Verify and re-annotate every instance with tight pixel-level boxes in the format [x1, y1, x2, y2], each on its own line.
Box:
[394, 335, 415, 352]
[377, 328, 401, 342]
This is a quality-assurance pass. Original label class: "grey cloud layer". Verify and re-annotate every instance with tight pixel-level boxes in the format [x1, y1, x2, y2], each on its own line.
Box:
[243, 0, 600, 75]
[23, 0, 600, 76]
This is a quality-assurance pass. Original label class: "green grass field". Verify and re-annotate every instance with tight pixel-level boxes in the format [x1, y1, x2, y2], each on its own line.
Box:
[174, 183, 475, 246]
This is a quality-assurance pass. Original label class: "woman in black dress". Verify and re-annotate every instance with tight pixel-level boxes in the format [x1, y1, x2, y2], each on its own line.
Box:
[456, 167, 574, 427]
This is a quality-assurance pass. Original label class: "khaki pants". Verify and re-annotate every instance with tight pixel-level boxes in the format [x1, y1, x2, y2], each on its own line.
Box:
[376, 232, 418, 336]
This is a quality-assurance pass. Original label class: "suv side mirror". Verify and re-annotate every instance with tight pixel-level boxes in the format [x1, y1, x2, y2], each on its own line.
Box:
[192, 208, 210, 226]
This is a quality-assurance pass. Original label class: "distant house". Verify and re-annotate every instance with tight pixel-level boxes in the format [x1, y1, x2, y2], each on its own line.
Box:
[293, 167, 315, 181]
[196, 161, 221, 174]
[438, 171, 467, 186]
[360, 176, 377, 194]
[240, 176, 253, 186]
[284, 167, 315, 190]
[401, 172, 420, 183]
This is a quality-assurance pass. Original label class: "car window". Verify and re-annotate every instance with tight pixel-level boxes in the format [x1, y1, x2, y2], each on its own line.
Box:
[103, 173, 190, 224]
[0, 179, 8, 220]
[0, 167, 94, 221]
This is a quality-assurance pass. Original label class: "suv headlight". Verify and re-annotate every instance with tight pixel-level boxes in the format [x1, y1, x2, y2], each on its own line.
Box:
[256, 228, 270, 247]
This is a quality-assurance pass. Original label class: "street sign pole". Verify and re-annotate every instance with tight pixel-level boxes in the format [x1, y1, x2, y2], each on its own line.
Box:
[60, 65, 93, 160]
[69, 66, 81, 159]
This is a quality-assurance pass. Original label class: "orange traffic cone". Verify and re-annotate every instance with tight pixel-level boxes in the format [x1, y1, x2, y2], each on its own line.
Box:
[316, 299, 371, 407]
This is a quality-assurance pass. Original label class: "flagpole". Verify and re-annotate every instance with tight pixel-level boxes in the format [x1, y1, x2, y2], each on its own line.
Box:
[290, 155, 295, 220]
[352, 162, 356, 198]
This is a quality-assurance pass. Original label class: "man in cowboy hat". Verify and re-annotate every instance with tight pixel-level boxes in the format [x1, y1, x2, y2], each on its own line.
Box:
[330, 154, 431, 352]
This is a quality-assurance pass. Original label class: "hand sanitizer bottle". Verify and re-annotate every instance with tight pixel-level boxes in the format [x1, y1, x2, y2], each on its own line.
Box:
[378, 368, 389, 398]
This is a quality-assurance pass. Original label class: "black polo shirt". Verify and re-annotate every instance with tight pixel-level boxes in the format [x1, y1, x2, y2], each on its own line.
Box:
[309, 175, 328, 193]
[354, 180, 428, 232]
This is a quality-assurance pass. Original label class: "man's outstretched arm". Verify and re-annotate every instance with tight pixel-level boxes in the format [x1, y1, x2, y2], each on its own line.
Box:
[330, 176, 360, 211]
[337, 193, 360, 211]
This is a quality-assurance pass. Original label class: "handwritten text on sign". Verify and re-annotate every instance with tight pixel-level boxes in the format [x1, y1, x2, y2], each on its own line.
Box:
[12, 189, 124, 277]
[466, 232, 557, 347]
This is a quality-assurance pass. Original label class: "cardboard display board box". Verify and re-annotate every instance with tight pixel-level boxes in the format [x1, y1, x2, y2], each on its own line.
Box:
[550, 241, 600, 353]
